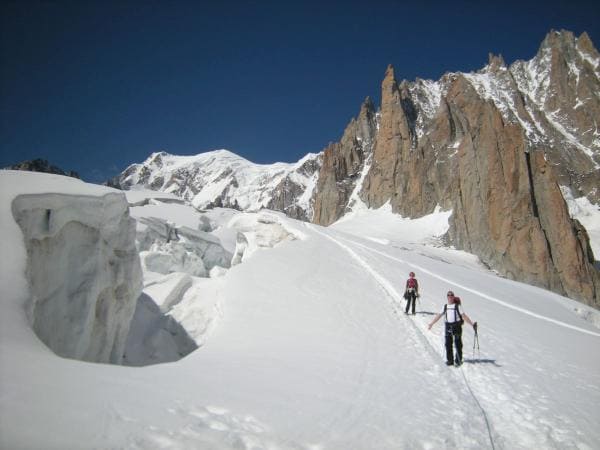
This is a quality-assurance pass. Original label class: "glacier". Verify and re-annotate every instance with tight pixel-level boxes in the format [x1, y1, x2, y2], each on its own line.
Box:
[2, 171, 600, 449]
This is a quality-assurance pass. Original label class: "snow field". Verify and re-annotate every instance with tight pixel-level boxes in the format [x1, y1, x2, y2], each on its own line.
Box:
[2, 172, 600, 449]
[317, 225, 599, 449]
[176, 224, 489, 449]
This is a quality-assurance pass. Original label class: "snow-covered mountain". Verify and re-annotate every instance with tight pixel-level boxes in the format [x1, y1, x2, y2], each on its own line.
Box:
[112, 149, 322, 221]
[2, 171, 600, 448]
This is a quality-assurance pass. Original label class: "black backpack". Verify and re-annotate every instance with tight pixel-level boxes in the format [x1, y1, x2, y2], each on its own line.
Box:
[443, 303, 464, 325]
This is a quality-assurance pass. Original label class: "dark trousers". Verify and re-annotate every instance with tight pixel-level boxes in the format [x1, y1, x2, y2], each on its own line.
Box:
[445, 322, 463, 364]
[405, 291, 416, 314]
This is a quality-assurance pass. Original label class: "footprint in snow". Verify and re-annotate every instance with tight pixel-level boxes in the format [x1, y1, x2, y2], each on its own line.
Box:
[208, 420, 229, 431]
[206, 405, 229, 415]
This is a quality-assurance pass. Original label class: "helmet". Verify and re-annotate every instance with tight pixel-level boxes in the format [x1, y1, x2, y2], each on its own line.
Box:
[409, 272, 415, 277]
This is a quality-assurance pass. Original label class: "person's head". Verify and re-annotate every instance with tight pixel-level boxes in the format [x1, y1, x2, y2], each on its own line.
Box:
[446, 291, 455, 303]
[409, 271, 415, 278]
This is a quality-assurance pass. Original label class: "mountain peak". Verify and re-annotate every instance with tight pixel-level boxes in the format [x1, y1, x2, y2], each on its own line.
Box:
[576, 31, 600, 64]
[487, 53, 506, 71]
[577, 31, 595, 49]
[539, 29, 578, 53]
[383, 64, 397, 84]
[360, 96, 375, 114]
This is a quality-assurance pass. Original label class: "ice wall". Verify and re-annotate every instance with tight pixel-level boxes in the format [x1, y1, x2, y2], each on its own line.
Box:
[136, 216, 232, 276]
[12, 192, 142, 364]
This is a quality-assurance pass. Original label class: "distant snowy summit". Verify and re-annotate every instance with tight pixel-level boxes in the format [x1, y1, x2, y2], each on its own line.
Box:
[115, 30, 600, 308]
[111, 149, 322, 221]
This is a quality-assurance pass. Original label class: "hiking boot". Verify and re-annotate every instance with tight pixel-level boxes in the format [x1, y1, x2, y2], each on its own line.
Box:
[446, 361, 454, 366]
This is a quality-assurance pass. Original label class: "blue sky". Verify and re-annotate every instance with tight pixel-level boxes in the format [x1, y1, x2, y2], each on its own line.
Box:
[1, 0, 599, 182]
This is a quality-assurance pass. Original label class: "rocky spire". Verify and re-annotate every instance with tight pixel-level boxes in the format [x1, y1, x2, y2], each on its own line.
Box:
[383, 64, 397, 85]
[359, 64, 414, 211]
[312, 97, 377, 226]
[487, 53, 506, 71]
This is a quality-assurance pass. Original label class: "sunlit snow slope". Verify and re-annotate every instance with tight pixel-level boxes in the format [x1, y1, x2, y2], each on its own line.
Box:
[1, 173, 599, 449]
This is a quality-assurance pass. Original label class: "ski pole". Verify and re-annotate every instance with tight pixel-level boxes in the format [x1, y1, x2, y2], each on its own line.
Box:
[473, 322, 480, 359]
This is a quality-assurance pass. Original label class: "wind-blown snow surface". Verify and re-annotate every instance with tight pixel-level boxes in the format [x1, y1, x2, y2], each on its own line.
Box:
[1, 174, 600, 449]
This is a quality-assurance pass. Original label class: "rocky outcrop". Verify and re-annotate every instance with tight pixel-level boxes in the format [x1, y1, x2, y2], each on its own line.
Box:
[312, 30, 600, 307]
[312, 97, 377, 225]
[509, 31, 600, 201]
[4, 159, 80, 179]
[267, 154, 322, 221]
[527, 151, 599, 302]
[361, 67, 449, 218]
[443, 76, 599, 303]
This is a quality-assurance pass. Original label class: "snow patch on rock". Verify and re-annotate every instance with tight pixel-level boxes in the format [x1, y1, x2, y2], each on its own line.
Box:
[561, 186, 600, 259]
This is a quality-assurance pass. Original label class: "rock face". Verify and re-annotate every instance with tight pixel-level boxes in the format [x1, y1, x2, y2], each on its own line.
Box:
[313, 97, 377, 225]
[267, 154, 323, 221]
[313, 30, 600, 307]
[12, 192, 142, 364]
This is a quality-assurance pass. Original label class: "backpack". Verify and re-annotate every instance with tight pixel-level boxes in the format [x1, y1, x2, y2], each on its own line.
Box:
[443, 303, 463, 325]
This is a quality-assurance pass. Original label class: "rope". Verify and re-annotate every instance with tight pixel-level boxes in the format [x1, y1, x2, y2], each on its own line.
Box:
[460, 365, 496, 450]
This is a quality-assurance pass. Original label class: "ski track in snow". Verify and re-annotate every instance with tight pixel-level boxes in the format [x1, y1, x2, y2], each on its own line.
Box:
[335, 234, 600, 338]
[338, 231, 598, 449]
[308, 224, 599, 450]
[307, 224, 498, 449]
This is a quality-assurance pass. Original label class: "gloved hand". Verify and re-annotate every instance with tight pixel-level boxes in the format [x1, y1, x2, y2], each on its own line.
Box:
[473, 322, 478, 331]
